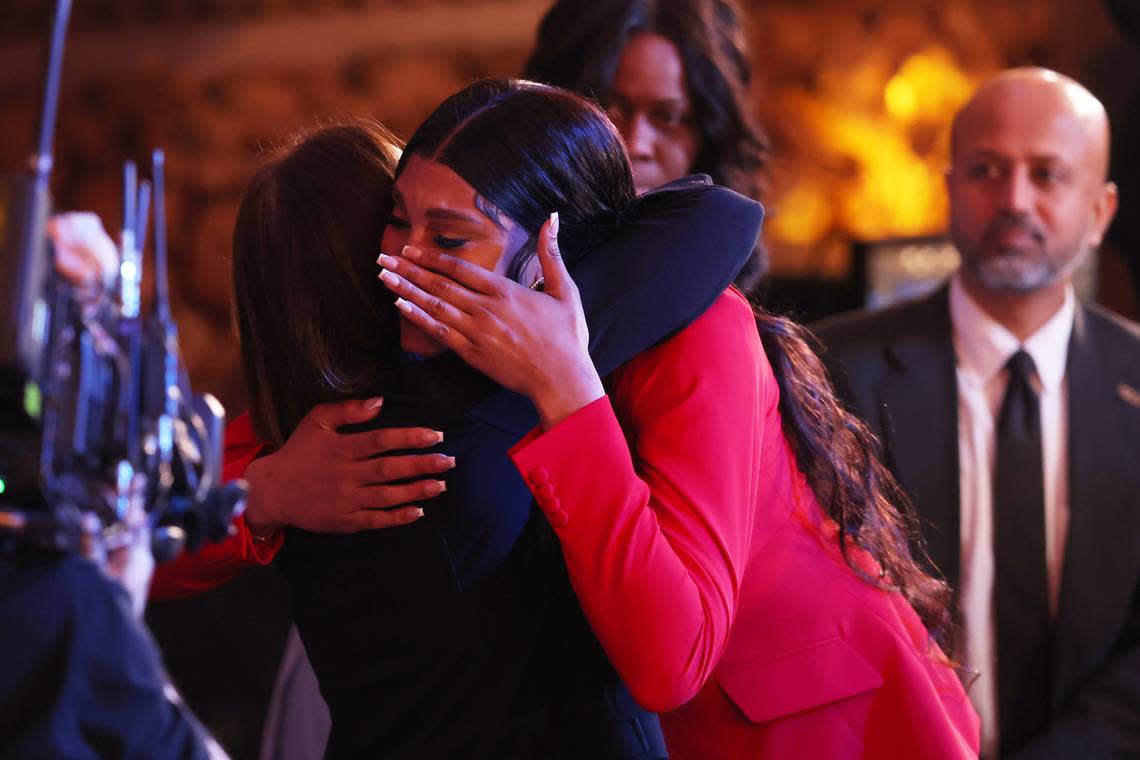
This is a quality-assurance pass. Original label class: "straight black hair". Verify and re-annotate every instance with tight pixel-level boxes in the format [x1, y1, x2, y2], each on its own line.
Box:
[396, 78, 636, 280]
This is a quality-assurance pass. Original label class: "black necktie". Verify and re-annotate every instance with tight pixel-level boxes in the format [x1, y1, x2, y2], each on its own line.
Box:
[993, 349, 1051, 755]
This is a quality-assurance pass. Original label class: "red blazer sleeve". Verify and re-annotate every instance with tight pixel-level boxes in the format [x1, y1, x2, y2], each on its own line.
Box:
[509, 289, 770, 711]
[149, 412, 283, 600]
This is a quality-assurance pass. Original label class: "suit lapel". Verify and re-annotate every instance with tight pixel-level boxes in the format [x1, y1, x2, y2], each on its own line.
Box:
[1052, 304, 1140, 705]
[876, 287, 962, 593]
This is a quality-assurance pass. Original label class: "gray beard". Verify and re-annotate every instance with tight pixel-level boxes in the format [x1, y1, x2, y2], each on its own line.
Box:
[967, 244, 1089, 294]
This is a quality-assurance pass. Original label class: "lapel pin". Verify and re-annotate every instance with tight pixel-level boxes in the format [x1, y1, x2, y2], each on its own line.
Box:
[1117, 382, 1140, 409]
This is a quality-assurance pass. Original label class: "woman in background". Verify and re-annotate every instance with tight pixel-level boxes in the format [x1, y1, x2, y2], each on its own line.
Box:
[525, 0, 770, 292]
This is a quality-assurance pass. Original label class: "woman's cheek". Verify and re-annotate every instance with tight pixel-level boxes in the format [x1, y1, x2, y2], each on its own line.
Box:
[380, 226, 404, 255]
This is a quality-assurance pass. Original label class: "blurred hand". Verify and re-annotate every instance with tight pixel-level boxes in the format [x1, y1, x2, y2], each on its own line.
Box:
[244, 397, 455, 534]
[47, 212, 119, 290]
[104, 528, 155, 619]
[99, 473, 153, 619]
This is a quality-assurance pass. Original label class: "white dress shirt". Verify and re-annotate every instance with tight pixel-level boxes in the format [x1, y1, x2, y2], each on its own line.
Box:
[949, 275, 1074, 758]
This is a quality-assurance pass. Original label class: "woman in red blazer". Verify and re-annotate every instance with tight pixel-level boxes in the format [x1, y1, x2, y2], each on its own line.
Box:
[381, 96, 982, 759]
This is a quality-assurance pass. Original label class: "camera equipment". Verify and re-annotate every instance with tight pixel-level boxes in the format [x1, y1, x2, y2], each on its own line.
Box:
[0, 0, 245, 562]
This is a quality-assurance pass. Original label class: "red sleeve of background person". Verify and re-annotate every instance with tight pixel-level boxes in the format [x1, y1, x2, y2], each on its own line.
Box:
[148, 412, 282, 600]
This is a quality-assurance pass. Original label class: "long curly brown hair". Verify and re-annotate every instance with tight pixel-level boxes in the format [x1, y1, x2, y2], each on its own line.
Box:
[231, 121, 403, 445]
[756, 309, 954, 647]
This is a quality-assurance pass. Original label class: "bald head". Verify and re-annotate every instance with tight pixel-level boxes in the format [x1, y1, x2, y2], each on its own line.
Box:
[946, 68, 1118, 297]
[951, 67, 1110, 180]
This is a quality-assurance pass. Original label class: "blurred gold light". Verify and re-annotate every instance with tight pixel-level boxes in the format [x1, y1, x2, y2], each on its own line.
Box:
[769, 181, 833, 245]
[770, 45, 982, 259]
[884, 77, 918, 122]
[884, 47, 975, 126]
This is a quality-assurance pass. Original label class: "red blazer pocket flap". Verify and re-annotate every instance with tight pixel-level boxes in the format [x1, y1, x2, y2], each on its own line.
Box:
[715, 636, 883, 723]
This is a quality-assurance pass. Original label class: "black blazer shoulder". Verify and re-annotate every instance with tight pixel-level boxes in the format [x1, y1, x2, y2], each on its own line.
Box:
[1078, 300, 1140, 378]
[810, 285, 1140, 404]
[1083, 299, 1140, 341]
[811, 285, 951, 371]
[809, 286, 962, 589]
[809, 285, 954, 427]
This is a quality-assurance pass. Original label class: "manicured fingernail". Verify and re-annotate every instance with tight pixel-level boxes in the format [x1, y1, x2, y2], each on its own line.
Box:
[413, 508, 425, 519]
[365, 397, 383, 410]
[402, 245, 422, 260]
[378, 253, 399, 269]
[378, 269, 400, 287]
[394, 297, 412, 313]
[444, 456, 456, 468]
[549, 211, 559, 238]
[431, 480, 447, 494]
[430, 430, 444, 443]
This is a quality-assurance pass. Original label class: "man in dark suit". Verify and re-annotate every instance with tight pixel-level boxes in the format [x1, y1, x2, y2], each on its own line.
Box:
[814, 68, 1140, 759]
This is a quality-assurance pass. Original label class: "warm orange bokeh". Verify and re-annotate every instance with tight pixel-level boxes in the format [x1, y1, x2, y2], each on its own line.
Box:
[768, 45, 985, 270]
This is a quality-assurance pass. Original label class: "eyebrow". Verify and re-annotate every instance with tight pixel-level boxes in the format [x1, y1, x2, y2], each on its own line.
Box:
[391, 187, 485, 225]
[962, 149, 1008, 162]
[965, 149, 1066, 165]
[426, 208, 484, 225]
[611, 92, 689, 109]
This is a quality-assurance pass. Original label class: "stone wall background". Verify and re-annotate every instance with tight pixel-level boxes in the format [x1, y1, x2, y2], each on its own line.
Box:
[1, 0, 548, 416]
[2, 0, 1138, 415]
